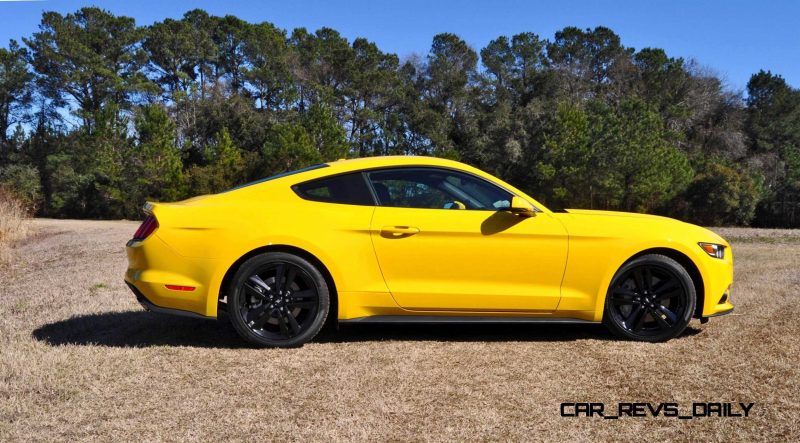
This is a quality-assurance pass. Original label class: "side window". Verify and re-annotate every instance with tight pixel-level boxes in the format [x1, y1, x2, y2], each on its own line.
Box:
[367, 168, 513, 210]
[294, 172, 375, 205]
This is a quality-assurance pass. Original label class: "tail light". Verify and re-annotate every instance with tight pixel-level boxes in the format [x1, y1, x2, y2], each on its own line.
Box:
[132, 215, 158, 241]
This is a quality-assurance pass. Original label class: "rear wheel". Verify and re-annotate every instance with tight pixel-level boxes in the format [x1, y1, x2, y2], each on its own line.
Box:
[228, 252, 329, 347]
[603, 254, 695, 342]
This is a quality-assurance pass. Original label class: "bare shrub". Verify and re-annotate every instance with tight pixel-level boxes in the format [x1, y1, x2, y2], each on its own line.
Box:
[0, 185, 31, 264]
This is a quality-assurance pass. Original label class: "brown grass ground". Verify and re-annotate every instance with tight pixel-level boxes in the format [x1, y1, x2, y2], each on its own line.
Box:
[1, 219, 799, 441]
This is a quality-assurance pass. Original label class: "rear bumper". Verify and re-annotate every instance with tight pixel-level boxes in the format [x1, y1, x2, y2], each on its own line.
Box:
[125, 234, 220, 317]
[126, 281, 212, 320]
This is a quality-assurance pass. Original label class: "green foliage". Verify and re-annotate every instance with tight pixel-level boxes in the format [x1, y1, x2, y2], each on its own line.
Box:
[243, 22, 294, 109]
[45, 150, 94, 217]
[0, 40, 33, 145]
[0, 163, 40, 207]
[189, 127, 247, 194]
[124, 104, 184, 215]
[0, 8, 798, 226]
[303, 103, 348, 161]
[684, 163, 762, 226]
[539, 99, 692, 212]
[262, 122, 319, 174]
[539, 102, 590, 205]
[598, 99, 693, 212]
[746, 71, 800, 226]
[143, 18, 204, 95]
[24, 7, 154, 131]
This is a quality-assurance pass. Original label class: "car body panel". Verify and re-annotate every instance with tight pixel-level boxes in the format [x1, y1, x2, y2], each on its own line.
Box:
[551, 209, 734, 320]
[124, 155, 734, 323]
[370, 207, 568, 311]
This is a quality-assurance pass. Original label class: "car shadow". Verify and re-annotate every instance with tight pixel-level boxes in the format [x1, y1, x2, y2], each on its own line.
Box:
[32, 310, 703, 348]
[33, 311, 247, 349]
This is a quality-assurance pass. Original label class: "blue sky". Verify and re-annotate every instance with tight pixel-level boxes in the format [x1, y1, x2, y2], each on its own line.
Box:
[1, 0, 798, 91]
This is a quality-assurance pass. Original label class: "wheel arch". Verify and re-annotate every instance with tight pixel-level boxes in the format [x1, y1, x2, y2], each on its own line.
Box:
[217, 244, 339, 328]
[626, 247, 705, 319]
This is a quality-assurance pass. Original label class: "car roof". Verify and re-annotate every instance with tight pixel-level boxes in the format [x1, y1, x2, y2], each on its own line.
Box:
[324, 155, 467, 172]
[219, 155, 552, 213]
[219, 156, 475, 195]
[275, 155, 476, 184]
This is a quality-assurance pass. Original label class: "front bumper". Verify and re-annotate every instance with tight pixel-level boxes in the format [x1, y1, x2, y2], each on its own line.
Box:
[699, 251, 735, 318]
[706, 306, 734, 318]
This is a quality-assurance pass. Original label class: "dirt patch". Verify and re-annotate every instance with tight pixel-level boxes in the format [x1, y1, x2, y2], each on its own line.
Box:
[1, 219, 798, 441]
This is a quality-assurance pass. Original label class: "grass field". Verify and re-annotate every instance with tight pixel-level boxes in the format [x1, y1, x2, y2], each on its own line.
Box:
[1, 219, 799, 441]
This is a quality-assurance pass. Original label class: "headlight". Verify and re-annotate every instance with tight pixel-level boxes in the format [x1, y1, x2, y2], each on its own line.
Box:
[698, 242, 725, 259]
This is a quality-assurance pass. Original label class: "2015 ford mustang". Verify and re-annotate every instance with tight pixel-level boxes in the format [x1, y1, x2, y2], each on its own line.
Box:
[125, 156, 734, 347]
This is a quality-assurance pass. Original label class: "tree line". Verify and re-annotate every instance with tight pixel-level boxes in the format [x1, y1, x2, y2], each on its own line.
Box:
[0, 7, 798, 226]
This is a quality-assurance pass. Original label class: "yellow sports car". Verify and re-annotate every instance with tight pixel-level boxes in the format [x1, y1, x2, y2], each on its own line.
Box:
[125, 156, 734, 347]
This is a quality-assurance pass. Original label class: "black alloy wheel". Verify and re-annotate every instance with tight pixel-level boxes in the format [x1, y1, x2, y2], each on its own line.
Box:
[228, 252, 329, 347]
[603, 254, 695, 342]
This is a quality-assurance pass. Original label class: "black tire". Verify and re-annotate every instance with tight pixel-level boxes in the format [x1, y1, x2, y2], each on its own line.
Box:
[603, 254, 696, 342]
[228, 252, 329, 348]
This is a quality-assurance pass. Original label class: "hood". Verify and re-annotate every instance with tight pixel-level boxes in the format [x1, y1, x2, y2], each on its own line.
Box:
[561, 208, 675, 221]
[552, 208, 728, 246]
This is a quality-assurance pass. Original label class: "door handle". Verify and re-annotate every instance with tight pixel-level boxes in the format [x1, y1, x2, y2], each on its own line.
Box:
[380, 226, 420, 237]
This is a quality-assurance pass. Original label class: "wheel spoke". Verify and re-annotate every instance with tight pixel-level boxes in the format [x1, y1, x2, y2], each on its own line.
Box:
[643, 267, 653, 291]
[278, 311, 290, 337]
[251, 308, 271, 329]
[649, 307, 672, 330]
[274, 264, 287, 291]
[248, 304, 267, 318]
[633, 307, 648, 331]
[652, 279, 679, 296]
[613, 287, 637, 298]
[611, 287, 636, 305]
[248, 275, 272, 293]
[284, 267, 297, 291]
[656, 304, 678, 323]
[625, 305, 644, 330]
[243, 282, 267, 300]
[654, 289, 681, 301]
[289, 289, 317, 300]
[286, 312, 301, 335]
[633, 269, 645, 291]
[287, 289, 318, 309]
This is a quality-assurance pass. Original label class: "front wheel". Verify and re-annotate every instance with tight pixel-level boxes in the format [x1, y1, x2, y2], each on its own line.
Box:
[228, 252, 330, 348]
[603, 254, 696, 342]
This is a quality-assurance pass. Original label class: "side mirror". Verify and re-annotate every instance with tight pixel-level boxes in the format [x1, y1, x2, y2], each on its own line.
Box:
[507, 196, 536, 217]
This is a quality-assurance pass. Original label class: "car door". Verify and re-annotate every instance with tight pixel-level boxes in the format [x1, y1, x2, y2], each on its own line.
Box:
[367, 167, 568, 312]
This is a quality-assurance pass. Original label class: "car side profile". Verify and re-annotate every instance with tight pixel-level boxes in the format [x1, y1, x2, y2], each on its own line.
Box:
[125, 156, 734, 347]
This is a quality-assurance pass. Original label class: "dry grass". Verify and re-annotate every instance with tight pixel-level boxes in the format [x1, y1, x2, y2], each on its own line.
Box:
[0, 188, 30, 265]
[1, 220, 799, 441]
[711, 226, 800, 244]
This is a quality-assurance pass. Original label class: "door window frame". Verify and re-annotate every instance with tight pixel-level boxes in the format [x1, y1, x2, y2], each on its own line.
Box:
[364, 166, 536, 212]
[290, 164, 541, 212]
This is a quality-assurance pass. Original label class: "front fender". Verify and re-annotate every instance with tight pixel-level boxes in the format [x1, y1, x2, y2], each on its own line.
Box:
[586, 239, 731, 321]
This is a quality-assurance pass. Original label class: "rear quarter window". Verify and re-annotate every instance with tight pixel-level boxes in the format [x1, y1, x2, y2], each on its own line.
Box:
[293, 172, 375, 206]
